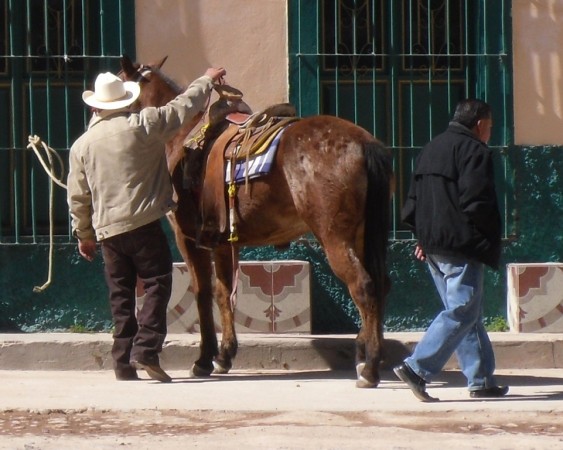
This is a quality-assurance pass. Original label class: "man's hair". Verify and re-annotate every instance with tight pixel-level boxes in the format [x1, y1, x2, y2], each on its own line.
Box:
[452, 99, 491, 129]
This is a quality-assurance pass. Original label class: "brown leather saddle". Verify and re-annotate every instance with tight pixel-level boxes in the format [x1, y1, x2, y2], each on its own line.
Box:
[188, 87, 299, 248]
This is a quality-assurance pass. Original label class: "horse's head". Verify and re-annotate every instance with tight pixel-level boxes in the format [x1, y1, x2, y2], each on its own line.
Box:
[119, 55, 252, 124]
[119, 55, 206, 172]
[119, 55, 180, 111]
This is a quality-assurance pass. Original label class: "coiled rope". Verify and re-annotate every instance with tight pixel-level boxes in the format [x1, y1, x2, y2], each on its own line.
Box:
[26, 135, 67, 293]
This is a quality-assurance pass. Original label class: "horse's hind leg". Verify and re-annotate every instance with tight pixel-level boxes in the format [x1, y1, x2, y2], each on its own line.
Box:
[322, 238, 383, 388]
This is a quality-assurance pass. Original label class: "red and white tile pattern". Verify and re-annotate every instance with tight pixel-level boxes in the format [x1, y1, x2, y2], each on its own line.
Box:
[137, 261, 311, 333]
[507, 263, 563, 332]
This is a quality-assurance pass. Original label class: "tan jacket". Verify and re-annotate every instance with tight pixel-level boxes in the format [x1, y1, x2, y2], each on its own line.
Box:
[67, 75, 213, 241]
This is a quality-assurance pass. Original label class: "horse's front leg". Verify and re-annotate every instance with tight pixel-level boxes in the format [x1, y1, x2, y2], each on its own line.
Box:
[173, 231, 218, 377]
[211, 245, 238, 374]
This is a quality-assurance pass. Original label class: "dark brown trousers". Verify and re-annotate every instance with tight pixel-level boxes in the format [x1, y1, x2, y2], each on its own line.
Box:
[101, 220, 172, 372]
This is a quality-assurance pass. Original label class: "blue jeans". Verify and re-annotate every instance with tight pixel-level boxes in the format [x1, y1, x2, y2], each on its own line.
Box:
[405, 254, 497, 390]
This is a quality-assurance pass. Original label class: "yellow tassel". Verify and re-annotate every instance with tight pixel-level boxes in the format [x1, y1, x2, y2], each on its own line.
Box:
[228, 182, 237, 197]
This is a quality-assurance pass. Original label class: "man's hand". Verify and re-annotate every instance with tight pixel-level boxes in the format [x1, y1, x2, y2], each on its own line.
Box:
[78, 239, 97, 262]
[205, 67, 226, 83]
[414, 244, 426, 262]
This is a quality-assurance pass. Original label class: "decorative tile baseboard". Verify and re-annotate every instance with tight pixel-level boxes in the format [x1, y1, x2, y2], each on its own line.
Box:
[137, 261, 311, 333]
[507, 263, 563, 332]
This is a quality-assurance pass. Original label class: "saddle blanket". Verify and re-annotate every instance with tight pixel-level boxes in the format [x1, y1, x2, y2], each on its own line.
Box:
[225, 128, 286, 184]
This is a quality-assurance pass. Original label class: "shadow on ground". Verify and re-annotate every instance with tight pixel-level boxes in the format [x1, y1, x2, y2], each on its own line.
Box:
[309, 337, 412, 370]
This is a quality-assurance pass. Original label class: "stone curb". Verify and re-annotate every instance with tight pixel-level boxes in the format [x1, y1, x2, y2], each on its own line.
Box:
[0, 332, 561, 371]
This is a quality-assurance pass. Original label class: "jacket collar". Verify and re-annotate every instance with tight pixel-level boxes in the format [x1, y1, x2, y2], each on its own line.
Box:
[447, 121, 473, 135]
[447, 120, 488, 143]
[87, 107, 130, 129]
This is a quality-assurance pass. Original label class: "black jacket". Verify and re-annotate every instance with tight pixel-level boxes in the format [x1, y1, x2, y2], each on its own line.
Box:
[401, 122, 502, 269]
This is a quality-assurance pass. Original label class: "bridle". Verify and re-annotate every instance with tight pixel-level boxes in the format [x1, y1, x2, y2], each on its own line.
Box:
[117, 63, 153, 84]
[130, 64, 153, 83]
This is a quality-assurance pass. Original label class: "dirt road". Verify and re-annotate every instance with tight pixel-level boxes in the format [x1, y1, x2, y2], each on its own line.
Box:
[0, 368, 562, 449]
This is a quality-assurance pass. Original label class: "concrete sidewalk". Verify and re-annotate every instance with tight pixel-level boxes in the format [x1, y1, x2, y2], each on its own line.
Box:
[0, 333, 562, 449]
[0, 332, 562, 371]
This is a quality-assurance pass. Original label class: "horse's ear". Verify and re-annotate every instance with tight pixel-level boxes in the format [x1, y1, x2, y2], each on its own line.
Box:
[155, 56, 168, 69]
[120, 55, 137, 78]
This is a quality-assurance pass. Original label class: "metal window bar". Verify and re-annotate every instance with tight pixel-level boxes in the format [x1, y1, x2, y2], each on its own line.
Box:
[1, 0, 134, 244]
[289, 0, 512, 240]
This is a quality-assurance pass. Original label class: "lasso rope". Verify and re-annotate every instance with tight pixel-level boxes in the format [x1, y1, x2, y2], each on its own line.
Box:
[27, 135, 67, 189]
[26, 135, 67, 293]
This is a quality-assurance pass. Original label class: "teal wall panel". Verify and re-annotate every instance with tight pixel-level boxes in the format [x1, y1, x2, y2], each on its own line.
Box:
[1, 144, 560, 333]
[0, 244, 111, 331]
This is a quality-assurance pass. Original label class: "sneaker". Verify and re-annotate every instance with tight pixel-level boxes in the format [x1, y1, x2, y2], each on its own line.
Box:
[393, 363, 439, 402]
[470, 386, 509, 398]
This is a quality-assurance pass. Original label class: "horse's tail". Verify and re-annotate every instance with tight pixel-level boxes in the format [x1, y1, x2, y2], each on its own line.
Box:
[363, 140, 393, 304]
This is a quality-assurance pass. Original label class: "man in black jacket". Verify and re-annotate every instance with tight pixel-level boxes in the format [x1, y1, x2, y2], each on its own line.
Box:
[393, 99, 509, 402]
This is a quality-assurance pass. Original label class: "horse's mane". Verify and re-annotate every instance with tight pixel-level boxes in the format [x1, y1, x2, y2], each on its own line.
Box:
[151, 66, 184, 97]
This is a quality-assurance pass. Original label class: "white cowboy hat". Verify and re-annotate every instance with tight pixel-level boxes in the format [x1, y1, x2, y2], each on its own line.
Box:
[82, 72, 140, 110]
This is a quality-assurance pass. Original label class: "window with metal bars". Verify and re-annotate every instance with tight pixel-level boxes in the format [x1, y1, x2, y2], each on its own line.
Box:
[289, 0, 513, 239]
[0, 0, 135, 243]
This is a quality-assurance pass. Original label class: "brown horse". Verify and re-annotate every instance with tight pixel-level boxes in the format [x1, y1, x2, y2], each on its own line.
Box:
[120, 56, 394, 388]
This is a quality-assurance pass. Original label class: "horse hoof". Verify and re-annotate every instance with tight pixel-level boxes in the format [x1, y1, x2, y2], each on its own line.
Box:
[355, 362, 378, 388]
[212, 360, 231, 374]
[356, 377, 378, 389]
[189, 363, 213, 378]
[355, 362, 366, 379]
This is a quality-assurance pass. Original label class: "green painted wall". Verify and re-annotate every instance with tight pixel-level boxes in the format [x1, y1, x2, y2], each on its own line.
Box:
[0, 244, 109, 332]
[0, 146, 561, 332]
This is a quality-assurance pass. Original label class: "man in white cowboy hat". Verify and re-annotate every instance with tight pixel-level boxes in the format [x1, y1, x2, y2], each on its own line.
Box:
[67, 66, 226, 382]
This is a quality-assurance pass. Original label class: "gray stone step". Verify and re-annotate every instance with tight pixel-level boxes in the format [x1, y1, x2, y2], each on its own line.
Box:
[1, 332, 561, 371]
